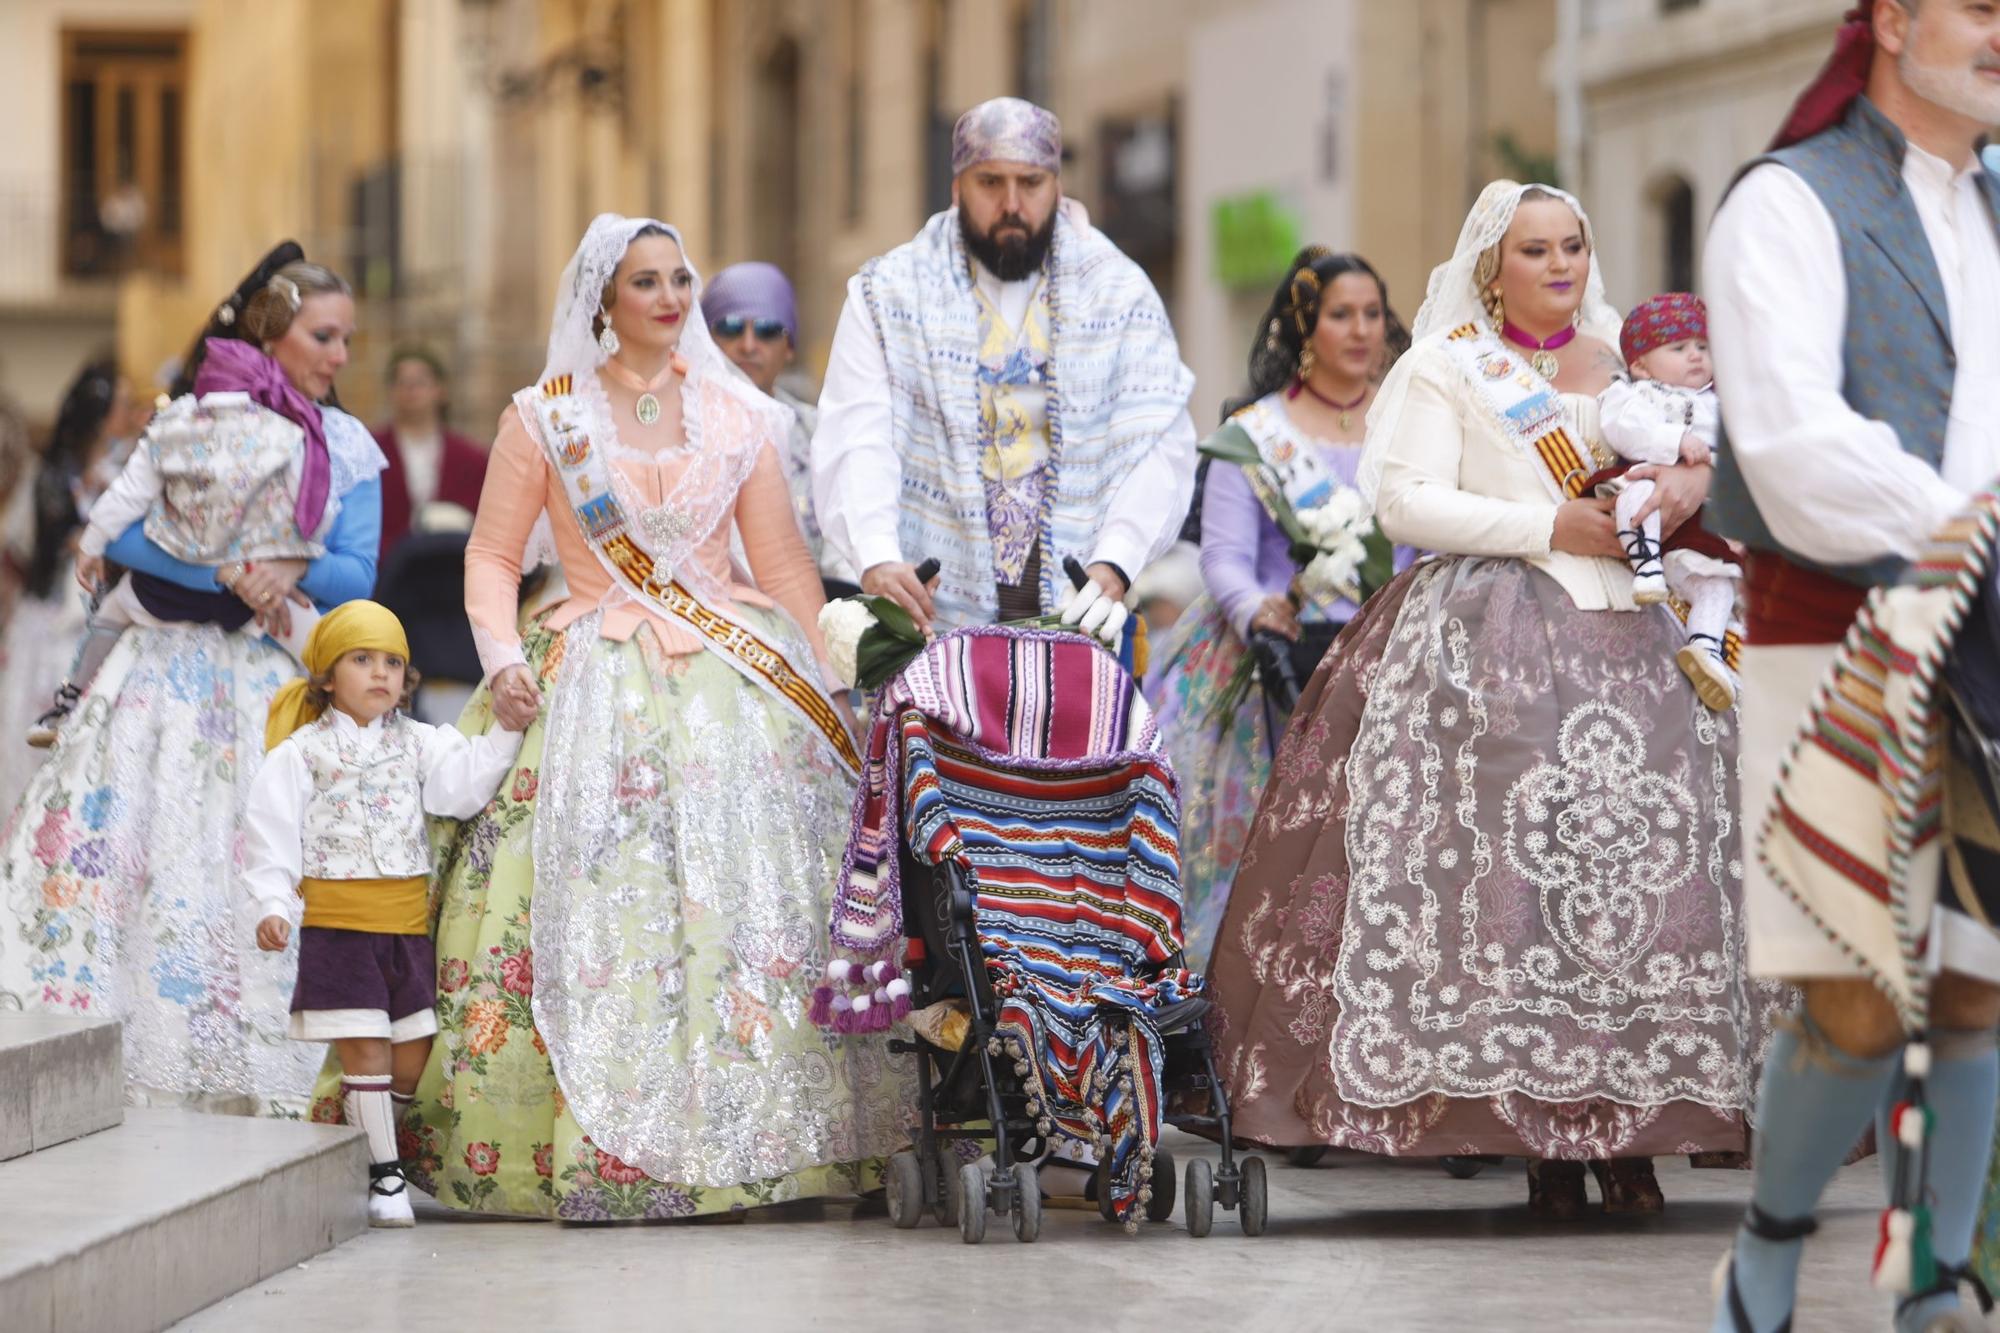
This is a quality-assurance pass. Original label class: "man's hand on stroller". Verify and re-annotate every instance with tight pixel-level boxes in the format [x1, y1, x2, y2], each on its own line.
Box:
[1059, 561, 1130, 648]
[863, 560, 939, 637]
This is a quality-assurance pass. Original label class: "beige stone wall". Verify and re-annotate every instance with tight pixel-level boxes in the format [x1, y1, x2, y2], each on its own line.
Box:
[0, 0, 197, 414]
[5, 0, 1573, 446]
[1355, 0, 1559, 310]
[1562, 0, 1846, 310]
[112, 0, 406, 417]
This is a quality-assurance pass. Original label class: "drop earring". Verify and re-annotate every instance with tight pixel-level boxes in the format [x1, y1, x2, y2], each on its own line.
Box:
[598, 324, 621, 358]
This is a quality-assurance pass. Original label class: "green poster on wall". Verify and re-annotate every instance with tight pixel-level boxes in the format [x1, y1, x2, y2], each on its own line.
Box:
[1211, 191, 1303, 289]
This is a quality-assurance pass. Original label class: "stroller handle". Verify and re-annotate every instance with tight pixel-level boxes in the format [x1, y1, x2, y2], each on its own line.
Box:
[913, 557, 941, 584]
[1249, 628, 1305, 714]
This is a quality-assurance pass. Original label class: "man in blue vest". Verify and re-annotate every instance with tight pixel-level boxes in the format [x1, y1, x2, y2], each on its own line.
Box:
[1705, 3, 2000, 1330]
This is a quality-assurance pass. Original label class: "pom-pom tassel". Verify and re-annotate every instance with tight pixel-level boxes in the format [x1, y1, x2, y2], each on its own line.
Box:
[1891, 1101, 1934, 1151]
[1872, 1033, 1939, 1295]
[808, 985, 835, 1029]
[1872, 1206, 1937, 1295]
[1873, 1209, 1914, 1293]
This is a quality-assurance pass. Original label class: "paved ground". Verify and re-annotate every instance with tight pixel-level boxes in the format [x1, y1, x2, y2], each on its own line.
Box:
[177, 1131, 1909, 1332]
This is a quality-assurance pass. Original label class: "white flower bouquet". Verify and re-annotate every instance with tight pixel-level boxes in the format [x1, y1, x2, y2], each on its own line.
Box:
[1293, 488, 1388, 606]
[817, 595, 930, 692]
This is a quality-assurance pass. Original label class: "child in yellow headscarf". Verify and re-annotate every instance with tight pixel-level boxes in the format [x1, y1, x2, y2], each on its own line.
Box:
[242, 599, 529, 1228]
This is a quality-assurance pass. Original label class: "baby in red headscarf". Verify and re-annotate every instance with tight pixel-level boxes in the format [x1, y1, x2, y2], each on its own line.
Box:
[1594, 292, 1742, 709]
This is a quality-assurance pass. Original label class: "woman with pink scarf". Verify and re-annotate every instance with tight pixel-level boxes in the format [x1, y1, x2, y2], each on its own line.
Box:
[0, 242, 385, 1115]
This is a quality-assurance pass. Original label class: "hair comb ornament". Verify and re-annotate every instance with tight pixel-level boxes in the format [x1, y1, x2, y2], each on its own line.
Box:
[1289, 267, 1324, 336]
[270, 275, 302, 310]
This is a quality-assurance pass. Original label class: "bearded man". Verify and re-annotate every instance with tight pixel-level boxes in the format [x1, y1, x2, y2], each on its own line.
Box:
[811, 96, 1196, 640]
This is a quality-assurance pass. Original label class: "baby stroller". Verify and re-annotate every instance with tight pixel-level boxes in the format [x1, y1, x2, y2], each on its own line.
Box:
[818, 624, 1268, 1243]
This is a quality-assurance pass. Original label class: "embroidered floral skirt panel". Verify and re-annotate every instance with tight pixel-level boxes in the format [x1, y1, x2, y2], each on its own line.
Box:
[0, 579, 85, 812]
[1144, 596, 1272, 972]
[369, 611, 909, 1219]
[1208, 558, 1786, 1158]
[0, 625, 321, 1113]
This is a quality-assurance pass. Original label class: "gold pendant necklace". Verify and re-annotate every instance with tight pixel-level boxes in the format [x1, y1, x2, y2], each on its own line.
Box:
[635, 392, 661, 426]
[1530, 350, 1559, 380]
[1297, 378, 1368, 435]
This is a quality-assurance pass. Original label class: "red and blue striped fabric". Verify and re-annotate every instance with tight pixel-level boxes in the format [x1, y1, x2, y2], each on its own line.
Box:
[818, 625, 1199, 1225]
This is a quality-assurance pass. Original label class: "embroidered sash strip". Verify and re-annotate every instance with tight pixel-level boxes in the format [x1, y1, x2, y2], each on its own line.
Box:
[520, 378, 862, 776]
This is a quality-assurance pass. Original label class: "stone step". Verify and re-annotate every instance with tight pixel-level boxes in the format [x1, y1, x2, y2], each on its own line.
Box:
[0, 1015, 123, 1160]
[0, 1108, 368, 1333]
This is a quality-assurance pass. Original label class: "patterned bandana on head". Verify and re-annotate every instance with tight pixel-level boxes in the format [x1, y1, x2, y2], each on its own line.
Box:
[264, 599, 412, 751]
[1620, 292, 1708, 365]
[950, 96, 1062, 175]
[702, 262, 799, 343]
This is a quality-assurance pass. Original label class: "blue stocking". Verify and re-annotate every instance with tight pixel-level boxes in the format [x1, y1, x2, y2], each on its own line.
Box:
[1713, 1016, 1898, 1333]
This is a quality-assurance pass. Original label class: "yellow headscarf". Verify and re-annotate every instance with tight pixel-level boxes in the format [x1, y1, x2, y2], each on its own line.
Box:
[264, 599, 412, 751]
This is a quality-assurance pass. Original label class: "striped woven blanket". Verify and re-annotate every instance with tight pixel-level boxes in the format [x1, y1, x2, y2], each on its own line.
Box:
[824, 626, 1160, 968]
[1760, 488, 2000, 1029]
[814, 626, 1198, 1224]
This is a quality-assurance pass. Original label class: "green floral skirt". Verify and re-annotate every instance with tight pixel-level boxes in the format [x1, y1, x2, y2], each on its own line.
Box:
[314, 610, 907, 1219]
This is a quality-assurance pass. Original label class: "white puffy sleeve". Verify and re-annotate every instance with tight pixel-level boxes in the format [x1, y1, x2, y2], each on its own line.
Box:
[242, 741, 310, 925]
[416, 719, 526, 820]
[1371, 346, 1558, 559]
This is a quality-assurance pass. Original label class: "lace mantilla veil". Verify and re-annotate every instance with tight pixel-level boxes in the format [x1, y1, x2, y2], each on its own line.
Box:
[520, 212, 791, 595]
[1357, 180, 1623, 504]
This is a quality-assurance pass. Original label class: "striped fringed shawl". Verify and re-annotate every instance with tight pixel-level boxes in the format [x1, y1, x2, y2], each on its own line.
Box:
[922, 721, 1194, 1228]
[813, 624, 1195, 1226]
[860, 209, 1195, 629]
[822, 626, 1161, 973]
[1760, 488, 2000, 1030]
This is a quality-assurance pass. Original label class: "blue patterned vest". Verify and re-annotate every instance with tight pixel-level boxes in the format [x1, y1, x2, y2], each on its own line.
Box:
[1709, 97, 2000, 589]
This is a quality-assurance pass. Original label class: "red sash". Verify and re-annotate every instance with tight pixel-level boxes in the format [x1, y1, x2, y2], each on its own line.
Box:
[1743, 549, 1870, 645]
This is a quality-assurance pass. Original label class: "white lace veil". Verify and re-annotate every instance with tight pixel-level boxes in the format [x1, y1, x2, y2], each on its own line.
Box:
[1357, 180, 1622, 504]
[523, 213, 790, 596]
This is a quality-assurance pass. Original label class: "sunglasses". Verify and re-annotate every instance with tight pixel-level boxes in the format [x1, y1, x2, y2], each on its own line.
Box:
[712, 316, 789, 342]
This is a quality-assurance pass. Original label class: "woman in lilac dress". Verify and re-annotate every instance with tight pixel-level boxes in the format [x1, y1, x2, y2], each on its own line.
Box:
[1144, 249, 1410, 968]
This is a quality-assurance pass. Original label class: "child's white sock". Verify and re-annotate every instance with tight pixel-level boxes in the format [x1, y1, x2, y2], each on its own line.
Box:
[1614, 481, 1667, 598]
[1684, 573, 1736, 654]
[341, 1073, 398, 1166]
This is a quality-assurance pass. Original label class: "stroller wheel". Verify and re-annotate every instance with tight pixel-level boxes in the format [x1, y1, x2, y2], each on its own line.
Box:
[1146, 1148, 1178, 1224]
[1240, 1155, 1269, 1237]
[1184, 1157, 1214, 1238]
[1286, 1145, 1330, 1169]
[1441, 1155, 1487, 1179]
[957, 1162, 989, 1245]
[1009, 1162, 1041, 1243]
[886, 1151, 924, 1229]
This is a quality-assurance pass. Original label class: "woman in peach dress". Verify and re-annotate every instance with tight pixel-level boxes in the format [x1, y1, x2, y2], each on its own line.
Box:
[389, 215, 907, 1219]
